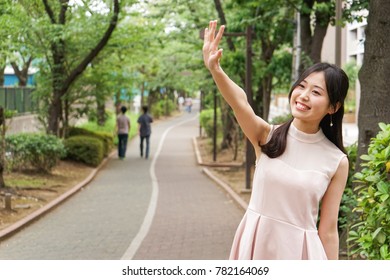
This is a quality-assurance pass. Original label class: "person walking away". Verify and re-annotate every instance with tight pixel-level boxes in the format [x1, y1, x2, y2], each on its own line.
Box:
[116, 106, 131, 160]
[203, 20, 349, 260]
[185, 97, 193, 113]
[138, 105, 153, 159]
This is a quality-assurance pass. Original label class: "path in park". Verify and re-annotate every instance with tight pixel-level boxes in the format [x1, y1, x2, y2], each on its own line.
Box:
[0, 102, 244, 260]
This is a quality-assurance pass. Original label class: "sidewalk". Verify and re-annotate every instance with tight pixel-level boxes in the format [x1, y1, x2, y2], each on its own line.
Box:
[0, 105, 244, 260]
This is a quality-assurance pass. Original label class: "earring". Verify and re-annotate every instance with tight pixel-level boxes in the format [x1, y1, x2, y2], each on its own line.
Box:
[330, 114, 333, 127]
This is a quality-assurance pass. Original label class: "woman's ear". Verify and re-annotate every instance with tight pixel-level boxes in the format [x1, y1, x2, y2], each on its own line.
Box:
[329, 102, 341, 114]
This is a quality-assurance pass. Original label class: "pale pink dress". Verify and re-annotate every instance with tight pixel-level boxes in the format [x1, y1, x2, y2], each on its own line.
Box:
[229, 123, 346, 260]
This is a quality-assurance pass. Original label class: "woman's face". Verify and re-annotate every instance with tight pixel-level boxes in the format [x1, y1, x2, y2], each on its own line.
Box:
[290, 71, 334, 126]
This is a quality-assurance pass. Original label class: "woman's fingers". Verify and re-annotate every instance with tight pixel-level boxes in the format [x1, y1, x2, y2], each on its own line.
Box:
[203, 20, 224, 70]
[208, 20, 216, 43]
[214, 24, 225, 49]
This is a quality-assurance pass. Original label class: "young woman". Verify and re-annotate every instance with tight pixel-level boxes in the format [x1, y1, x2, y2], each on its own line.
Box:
[203, 20, 349, 260]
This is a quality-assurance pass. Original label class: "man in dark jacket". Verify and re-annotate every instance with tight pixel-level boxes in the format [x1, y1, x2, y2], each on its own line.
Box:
[137, 106, 153, 159]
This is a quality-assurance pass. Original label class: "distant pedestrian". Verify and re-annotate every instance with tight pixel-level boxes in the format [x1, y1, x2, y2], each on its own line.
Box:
[137, 105, 153, 159]
[185, 97, 193, 113]
[116, 106, 131, 160]
[178, 96, 185, 111]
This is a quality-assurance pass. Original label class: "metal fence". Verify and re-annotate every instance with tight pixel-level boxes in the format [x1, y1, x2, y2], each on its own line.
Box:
[0, 87, 37, 114]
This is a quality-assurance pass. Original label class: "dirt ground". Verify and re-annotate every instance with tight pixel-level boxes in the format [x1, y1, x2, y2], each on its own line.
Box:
[0, 138, 248, 233]
[0, 161, 93, 231]
[196, 136, 251, 204]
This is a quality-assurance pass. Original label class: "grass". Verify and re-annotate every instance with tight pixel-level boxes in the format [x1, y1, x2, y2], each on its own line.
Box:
[5, 178, 48, 188]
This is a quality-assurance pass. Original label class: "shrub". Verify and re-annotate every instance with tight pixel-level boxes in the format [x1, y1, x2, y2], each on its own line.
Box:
[64, 136, 104, 167]
[6, 133, 66, 172]
[199, 108, 222, 138]
[66, 126, 113, 157]
[151, 99, 176, 119]
[339, 143, 358, 234]
[270, 113, 292, 124]
[348, 123, 390, 259]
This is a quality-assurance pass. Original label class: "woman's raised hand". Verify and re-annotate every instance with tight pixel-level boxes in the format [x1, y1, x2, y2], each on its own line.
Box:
[202, 20, 225, 71]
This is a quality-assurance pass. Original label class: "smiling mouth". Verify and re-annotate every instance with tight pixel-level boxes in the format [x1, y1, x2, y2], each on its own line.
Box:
[296, 102, 310, 111]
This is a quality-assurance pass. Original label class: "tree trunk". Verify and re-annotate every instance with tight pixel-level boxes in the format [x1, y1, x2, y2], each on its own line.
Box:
[261, 73, 273, 121]
[300, 0, 331, 69]
[0, 65, 5, 86]
[10, 57, 33, 87]
[0, 107, 6, 188]
[357, 0, 390, 164]
[97, 100, 106, 126]
[45, 0, 120, 135]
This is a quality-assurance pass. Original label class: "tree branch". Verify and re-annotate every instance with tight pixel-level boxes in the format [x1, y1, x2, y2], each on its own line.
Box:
[42, 0, 56, 24]
[63, 0, 120, 92]
[59, 0, 70, 24]
[213, 0, 235, 51]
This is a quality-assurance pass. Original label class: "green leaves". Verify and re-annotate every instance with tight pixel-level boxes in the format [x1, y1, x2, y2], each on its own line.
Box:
[349, 122, 390, 259]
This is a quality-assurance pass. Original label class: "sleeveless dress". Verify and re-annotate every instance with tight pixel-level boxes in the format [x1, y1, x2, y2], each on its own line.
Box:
[229, 123, 346, 260]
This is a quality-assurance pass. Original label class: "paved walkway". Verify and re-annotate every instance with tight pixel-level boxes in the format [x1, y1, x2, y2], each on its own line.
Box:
[0, 104, 243, 260]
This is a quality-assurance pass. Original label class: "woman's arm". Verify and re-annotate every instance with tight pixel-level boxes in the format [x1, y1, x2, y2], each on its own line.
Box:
[202, 20, 270, 151]
[318, 156, 349, 259]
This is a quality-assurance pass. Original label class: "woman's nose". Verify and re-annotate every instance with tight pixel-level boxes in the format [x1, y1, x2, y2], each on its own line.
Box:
[300, 89, 309, 100]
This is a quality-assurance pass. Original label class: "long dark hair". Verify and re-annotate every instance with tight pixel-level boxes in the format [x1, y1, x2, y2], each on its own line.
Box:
[261, 62, 349, 158]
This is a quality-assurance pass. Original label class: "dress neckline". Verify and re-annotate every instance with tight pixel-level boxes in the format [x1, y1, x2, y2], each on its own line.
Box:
[288, 122, 325, 143]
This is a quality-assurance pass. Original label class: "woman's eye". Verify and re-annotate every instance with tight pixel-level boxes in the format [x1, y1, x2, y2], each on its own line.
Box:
[312, 91, 320, 95]
[298, 84, 305, 89]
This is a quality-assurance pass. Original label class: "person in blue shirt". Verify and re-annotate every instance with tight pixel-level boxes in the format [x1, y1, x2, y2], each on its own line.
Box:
[137, 105, 153, 159]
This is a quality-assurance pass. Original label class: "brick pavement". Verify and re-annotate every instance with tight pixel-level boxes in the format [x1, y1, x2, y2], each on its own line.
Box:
[0, 104, 244, 260]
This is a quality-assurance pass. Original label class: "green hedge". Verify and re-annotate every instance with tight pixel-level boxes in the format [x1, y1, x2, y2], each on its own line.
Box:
[64, 136, 104, 167]
[6, 133, 66, 172]
[66, 127, 113, 157]
[199, 108, 222, 138]
[348, 123, 390, 259]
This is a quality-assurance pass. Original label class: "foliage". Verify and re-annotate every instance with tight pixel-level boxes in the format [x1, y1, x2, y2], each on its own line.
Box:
[151, 99, 176, 119]
[348, 123, 390, 259]
[269, 113, 292, 125]
[199, 108, 222, 139]
[64, 136, 104, 167]
[5, 133, 66, 172]
[338, 143, 358, 252]
[66, 127, 113, 157]
[79, 111, 138, 145]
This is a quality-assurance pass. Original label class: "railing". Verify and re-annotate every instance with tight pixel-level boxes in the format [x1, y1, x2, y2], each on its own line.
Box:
[0, 87, 37, 114]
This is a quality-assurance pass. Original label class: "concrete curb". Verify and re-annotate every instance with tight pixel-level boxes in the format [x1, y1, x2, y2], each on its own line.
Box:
[192, 137, 248, 211]
[0, 152, 114, 241]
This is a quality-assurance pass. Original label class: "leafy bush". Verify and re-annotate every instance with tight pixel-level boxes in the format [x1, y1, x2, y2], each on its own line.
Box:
[348, 123, 390, 259]
[6, 133, 66, 172]
[151, 99, 176, 118]
[270, 113, 292, 124]
[66, 126, 113, 157]
[199, 108, 222, 138]
[64, 136, 104, 167]
[339, 143, 358, 233]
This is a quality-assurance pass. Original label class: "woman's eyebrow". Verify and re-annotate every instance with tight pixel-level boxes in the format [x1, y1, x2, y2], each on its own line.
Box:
[302, 79, 325, 92]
